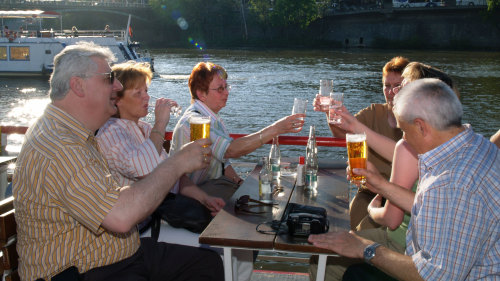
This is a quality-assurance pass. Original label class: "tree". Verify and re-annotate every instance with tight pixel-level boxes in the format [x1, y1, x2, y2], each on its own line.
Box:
[249, 0, 319, 29]
[147, 0, 239, 45]
[487, 0, 499, 10]
[485, 0, 500, 30]
[271, 0, 319, 28]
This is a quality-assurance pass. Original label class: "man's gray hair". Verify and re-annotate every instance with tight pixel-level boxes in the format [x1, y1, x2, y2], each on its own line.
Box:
[49, 42, 116, 101]
[393, 78, 462, 130]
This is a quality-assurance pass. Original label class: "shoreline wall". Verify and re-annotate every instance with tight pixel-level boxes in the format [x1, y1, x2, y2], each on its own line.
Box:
[5, 5, 497, 50]
[304, 8, 500, 49]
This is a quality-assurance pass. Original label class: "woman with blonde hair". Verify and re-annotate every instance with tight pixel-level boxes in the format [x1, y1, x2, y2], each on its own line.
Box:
[97, 61, 224, 233]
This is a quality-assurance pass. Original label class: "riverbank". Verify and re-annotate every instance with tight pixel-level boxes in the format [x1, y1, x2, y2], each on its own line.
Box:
[4, 5, 497, 51]
[143, 7, 500, 50]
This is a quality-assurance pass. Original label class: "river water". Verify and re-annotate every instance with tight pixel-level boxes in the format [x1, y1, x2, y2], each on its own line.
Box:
[1, 48, 499, 162]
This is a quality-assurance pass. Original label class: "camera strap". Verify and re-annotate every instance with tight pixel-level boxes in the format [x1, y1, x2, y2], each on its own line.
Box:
[255, 220, 288, 235]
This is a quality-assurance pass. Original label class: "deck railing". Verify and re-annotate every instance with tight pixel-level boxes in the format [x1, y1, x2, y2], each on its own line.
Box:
[0, 125, 346, 154]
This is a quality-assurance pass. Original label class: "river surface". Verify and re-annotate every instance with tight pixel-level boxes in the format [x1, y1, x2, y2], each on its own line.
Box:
[1, 48, 499, 162]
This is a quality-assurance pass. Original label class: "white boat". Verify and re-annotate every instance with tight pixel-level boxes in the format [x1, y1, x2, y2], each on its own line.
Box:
[0, 10, 153, 76]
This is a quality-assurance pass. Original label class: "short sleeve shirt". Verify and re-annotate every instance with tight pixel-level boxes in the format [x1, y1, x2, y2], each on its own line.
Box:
[406, 125, 500, 280]
[13, 104, 140, 280]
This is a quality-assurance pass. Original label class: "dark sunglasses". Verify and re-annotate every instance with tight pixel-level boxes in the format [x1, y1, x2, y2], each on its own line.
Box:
[234, 195, 277, 215]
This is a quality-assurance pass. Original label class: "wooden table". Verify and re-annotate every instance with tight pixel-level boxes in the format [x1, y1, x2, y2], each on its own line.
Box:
[199, 159, 350, 281]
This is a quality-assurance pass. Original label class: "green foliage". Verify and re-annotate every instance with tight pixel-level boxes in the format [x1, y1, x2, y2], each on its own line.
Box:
[248, 0, 273, 26]
[249, 0, 319, 29]
[487, 0, 499, 11]
[148, 0, 238, 43]
[485, 0, 500, 30]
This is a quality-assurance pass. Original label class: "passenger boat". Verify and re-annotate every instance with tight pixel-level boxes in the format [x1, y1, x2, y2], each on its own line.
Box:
[0, 10, 153, 76]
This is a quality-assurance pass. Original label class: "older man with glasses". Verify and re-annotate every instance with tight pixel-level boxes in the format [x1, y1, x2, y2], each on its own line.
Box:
[12, 42, 223, 281]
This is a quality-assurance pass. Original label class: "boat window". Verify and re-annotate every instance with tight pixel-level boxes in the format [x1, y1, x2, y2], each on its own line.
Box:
[10, 47, 30, 61]
[0, 47, 6, 60]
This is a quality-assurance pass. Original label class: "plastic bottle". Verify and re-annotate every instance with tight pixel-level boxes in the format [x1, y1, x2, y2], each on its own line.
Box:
[296, 156, 305, 187]
[259, 157, 272, 203]
[305, 125, 318, 190]
[269, 136, 281, 181]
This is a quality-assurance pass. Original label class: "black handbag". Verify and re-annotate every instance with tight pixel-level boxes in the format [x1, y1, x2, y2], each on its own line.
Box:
[156, 193, 213, 234]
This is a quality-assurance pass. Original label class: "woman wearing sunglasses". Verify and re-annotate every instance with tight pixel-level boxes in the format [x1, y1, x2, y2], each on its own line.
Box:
[170, 62, 305, 197]
[96, 61, 225, 232]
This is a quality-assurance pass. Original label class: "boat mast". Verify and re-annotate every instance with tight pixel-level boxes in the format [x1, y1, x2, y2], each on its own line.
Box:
[125, 14, 131, 44]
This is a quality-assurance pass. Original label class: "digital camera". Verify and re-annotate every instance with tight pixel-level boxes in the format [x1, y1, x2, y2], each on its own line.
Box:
[285, 203, 329, 237]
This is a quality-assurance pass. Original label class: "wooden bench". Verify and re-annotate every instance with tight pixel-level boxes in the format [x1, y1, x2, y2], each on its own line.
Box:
[0, 196, 19, 281]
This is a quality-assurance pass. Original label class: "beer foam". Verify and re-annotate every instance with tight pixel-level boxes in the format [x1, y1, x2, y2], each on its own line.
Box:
[346, 133, 366, 142]
[190, 116, 211, 124]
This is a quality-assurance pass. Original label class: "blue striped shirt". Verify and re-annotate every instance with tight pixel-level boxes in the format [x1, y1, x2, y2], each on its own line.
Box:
[407, 125, 500, 280]
[169, 100, 232, 184]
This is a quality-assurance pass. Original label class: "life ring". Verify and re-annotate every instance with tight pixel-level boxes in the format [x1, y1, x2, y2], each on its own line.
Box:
[8, 32, 17, 43]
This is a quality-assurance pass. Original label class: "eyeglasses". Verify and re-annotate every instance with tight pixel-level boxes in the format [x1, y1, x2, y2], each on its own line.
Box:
[392, 85, 402, 94]
[80, 71, 115, 84]
[209, 84, 231, 94]
[234, 195, 277, 215]
[96, 71, 115, 84]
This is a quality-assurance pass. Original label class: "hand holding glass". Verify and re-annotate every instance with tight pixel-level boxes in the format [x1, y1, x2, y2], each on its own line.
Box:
[328, 92, 344, 124]
[149, 95, 182, 118]
[346, 133, 367, 185]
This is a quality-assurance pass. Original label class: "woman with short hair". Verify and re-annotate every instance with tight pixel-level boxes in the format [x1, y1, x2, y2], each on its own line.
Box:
[170, 62, 305, 190]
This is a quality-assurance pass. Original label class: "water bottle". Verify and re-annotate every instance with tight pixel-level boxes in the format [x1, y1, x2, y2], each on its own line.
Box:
[305, 125, 318, 190]
[259, 157, 272, 203]
[269, 136, 281, 181]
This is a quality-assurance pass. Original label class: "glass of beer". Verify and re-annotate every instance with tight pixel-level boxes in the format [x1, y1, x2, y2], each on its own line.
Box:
[190, 116, 211, 144]
[346, 133, 367, 185]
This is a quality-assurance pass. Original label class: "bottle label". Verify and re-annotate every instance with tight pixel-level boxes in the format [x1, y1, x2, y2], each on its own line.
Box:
[305, 173, 317, 187]
[271, 164, 280, 172]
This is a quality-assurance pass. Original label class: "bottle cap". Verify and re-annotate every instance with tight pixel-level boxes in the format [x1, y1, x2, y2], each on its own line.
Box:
[299, 156, 305, 164]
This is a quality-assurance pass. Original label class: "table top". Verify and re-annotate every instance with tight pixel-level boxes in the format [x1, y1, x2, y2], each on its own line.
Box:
[199, 159, 350, 255]
[0, 156, 16, 165]
[0, 156, 16, 172]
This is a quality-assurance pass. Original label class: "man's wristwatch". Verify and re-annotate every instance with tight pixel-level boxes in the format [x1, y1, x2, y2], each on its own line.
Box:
[363, 243, 382, 265]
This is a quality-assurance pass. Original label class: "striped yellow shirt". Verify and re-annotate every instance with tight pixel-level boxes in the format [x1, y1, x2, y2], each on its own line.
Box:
[13, 104, 140, 280]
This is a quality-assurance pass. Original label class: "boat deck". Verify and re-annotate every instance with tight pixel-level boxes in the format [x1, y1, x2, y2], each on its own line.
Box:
[251, 270, 309, 281]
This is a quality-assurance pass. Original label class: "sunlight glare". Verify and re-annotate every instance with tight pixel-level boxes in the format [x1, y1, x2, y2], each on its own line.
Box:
[7, 98, 50, 126]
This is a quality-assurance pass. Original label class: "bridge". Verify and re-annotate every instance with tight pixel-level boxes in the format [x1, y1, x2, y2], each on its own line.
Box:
[0, 0, 152, 19]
